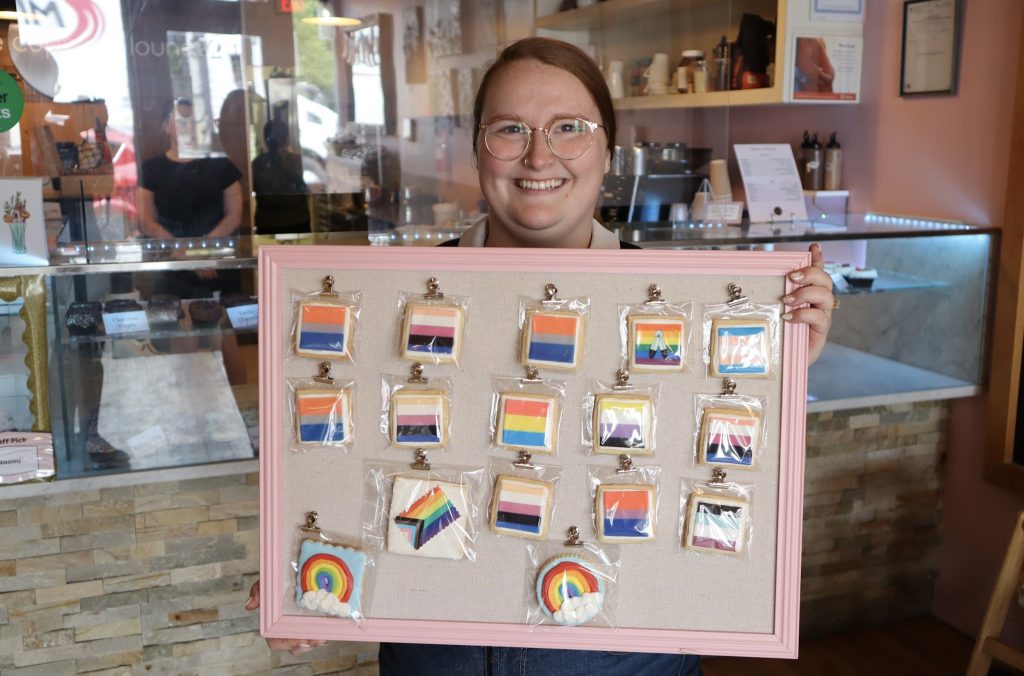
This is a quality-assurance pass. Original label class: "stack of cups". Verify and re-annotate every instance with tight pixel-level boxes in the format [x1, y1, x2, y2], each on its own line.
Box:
[709, 159, 732, 201]
[607, 60, 625, 99]
[643, 53, 670, 95]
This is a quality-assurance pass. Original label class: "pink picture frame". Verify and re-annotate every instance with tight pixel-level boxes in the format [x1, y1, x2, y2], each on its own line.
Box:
[259, 245, 808, 658]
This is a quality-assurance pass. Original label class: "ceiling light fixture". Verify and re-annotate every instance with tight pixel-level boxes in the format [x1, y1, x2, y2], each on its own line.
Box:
[301, 1, 360, 28]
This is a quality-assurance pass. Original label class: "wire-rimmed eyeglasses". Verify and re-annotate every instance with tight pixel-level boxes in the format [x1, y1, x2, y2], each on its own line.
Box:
[478, 116, 604, 161]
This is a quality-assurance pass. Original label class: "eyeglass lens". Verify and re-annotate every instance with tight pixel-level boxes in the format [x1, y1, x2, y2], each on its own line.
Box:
[483, 118, 595, 160]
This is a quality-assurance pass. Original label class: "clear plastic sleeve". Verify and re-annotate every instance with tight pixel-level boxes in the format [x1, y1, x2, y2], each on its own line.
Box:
[489, 375, 566, 456]
[518, 292, 591, 372]
[0, 431, 54, 484]
[702, 300, 781, 379]
[582, 377, 660, 456]
[288, 511, 372, 625]
[526, 540, 619, 628]
[380, 373, 453, 450]
[290, 284, 362, 363]
[588, 462, 662, 543]
[397, 285, 470, 367]
[692, 391, 767, 470]
[486, 457, 561, 540]
[363, 460, 486, 562]
[287, 377, 356, 452]
[680, 477, 754, 558]
[619, 295, 693, 374]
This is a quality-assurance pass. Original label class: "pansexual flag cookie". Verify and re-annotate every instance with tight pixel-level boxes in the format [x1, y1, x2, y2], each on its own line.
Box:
[489, 475, 553, 539]
[711, 318, 770, 378]
[390, 390, 448, 448]
[388, 477, 469, 559]
[596, 484, 656, 543]
[296, 301, 353, 360]
[684, 494, 749, 555]
[401, 303, 465, 364]
[295, 387, 352, 446]
[495, 393, 558, 454]
[592, 394, 654, 454]
[535, 555, 605, 626]
[521, 310, 584, 371]
[295, 540, 366, 618]
[699, 407, 761, 468]
[628, 314, 685, 372]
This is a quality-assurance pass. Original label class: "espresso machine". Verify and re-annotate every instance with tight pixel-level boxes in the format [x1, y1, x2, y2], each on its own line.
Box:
[599, 142, 711, 224]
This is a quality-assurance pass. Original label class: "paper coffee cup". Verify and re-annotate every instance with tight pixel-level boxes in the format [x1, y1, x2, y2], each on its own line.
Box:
[709, 159, 732, 201]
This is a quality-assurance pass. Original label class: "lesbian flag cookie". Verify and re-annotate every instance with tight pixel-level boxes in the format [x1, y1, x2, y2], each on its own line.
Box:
[536, 555, 605, 626]
[388, 477, 469, 559]
[295, 387, 352, 446]
[296, 301, 353, 360]
[684, 494, 749, 555]
[711, 318, 770, 378]
[295, 540, 366, 618]
[592, 394, 654, 454]
[489, 475, 553, 539]
[699, 408, 761, 468]
[521, 310, 584, 371]
[495, 393, 558, 454]
[628, 315, 685, 372]
[596, 484, 656, 543]
[401, 303, 465, 364]
[390, 390, 448, 448]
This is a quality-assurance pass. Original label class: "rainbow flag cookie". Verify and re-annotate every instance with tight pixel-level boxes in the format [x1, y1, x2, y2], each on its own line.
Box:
[388, 477, 469, 559]
[521, 310, 584, 371]
[628, 314, 685, 372]
[295, 539, 366, 618]
[295, 387, 352, 446]
[699, 407, 761, 469]
[535, 555, 605, 626]
[390, 390, 448, 448]
[684, 494, 749, 555]
[401, 303, 465, 364]
[295, 301, 353, 359]
[496, 393, 558, 454]
[489, 475, 553, 539]
[596, 484, 656, 543]
[711, 318, 770, 378]
[592, 394, 654, 454]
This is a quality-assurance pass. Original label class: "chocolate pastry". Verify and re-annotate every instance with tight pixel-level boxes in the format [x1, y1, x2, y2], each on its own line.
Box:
[65, 301, 102, 336]
[147, 294, 184, 329]
[103, 298, 143, 314]
[188, 299, 222, 328]
[221, 293, 257, 309]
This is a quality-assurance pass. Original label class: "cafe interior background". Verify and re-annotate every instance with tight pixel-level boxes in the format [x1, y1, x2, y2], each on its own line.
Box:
[0, 0, 1021, 672]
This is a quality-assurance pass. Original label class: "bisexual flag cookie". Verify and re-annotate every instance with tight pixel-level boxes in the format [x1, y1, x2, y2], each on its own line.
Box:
[401, 303, 465, 364]
[390, 390, 448, 448]
[711, 318, 770, 378]
[684, 494, 749, 555]
[521, 310, 584, 371]
[596, 484, 656, 543]
[489, 475, 553, 540]
[699, 407, 760, 469]
[495, 393, 558, 454]
[592, 394, 654, 455]
[388, 477, 469, 559]
[628, 314, 685, 372]
[296, 301, 353, 360]
[295, 387, 352, 446]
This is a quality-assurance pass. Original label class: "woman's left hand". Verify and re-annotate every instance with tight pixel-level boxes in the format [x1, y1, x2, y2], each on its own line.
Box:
[782, 243, 834, 365]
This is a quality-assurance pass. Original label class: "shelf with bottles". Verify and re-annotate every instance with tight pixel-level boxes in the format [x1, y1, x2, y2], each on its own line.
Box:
[535, 0, 722, 32]
[613, 87, 782, 110]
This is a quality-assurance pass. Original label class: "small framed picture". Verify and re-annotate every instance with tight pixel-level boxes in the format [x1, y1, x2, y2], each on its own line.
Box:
[389, 477, 469, 559]
[489, 475, 554, 540]
[296, 301, 354, 360]
[495, 392, 558, 454]
[390, 390, 448, 448]
[711, 318, 770, 378]
[592, 393, 654, 455]
[628, 314, 685, 372]
[521, 309, 585, 371]
[295, 387, 352, 446]
[401, 302, 465, 364]
[595, 483, 656, 543]
[698, 408, 761, 469]
[684, 494, 749, 555]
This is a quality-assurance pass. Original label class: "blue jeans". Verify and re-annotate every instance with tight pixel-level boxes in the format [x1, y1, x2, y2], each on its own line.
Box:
[378, 643, 702, 676]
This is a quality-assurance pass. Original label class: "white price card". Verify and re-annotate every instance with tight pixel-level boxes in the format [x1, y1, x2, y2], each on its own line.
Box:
[102, 310, 150, 335]
[734, 144, 809, 224]
[226, 303, 259, 329]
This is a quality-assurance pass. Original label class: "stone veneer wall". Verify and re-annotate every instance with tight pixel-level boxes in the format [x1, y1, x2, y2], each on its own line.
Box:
[0, 402, 948, 673]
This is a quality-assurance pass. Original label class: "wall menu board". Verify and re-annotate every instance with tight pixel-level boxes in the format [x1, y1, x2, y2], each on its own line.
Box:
[258, 246, 809, 657]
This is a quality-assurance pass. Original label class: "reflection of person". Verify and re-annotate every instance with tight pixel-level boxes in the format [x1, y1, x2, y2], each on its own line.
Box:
[251, 120, 310, 234]
[795, 37, 835, 94]
[247, 37, 836, 672]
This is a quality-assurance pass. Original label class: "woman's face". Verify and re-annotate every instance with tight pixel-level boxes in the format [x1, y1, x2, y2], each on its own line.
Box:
[477, 59, 610, 248]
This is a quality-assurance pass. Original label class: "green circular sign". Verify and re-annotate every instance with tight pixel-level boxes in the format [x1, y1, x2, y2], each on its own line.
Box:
[0, 71, 25, 133]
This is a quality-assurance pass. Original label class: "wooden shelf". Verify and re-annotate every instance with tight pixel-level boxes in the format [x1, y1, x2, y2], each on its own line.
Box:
[614, 87, 783, 110]
[537, 0, 719, 32]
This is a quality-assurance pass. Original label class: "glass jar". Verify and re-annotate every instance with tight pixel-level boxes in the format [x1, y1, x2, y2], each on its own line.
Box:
[676, 50, 705, 93]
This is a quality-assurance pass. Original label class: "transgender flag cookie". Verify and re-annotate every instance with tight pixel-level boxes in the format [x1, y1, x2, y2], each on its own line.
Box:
[711, 318, 770, 378]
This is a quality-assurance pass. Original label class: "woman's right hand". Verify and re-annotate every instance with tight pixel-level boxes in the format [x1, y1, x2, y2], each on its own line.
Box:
[245, 580, 328, 656]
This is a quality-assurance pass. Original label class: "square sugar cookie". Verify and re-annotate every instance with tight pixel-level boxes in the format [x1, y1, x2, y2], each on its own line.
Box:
[295, 387, 352, 446]
[711, 318, 770, 378]
[592, 393, 654, 454]
[295, 539, 366, 618]
[489, 475, 554, 540]
[296, 301, 353, 360]
[496, 393, 558, 454]
[401, 302, 465, 364]
[595, 484, 656, 543]
[628, 314, 686, 373]
[684, 493, 749, 555]
[388, 476, 469, 559]
[698, 407, 761, 469]
[521, 309, 584, 371]
[390, 390, 448, 448]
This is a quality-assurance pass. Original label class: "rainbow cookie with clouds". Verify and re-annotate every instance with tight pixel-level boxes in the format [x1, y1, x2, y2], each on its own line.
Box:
[295, 540, 367, 618]
[535, 555, 605, 626]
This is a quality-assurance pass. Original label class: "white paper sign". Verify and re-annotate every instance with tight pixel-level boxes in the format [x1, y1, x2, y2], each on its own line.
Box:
[226, 303, 259, 329]
[734, 145, 809, 223]
[810, 0, 864, 22]
[0, 432, 53, 484]
[705, 202, 744, 224]
[0, 445, 38, 475]
[0, 178, 48, 267]
[102, 310, 150, 335]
